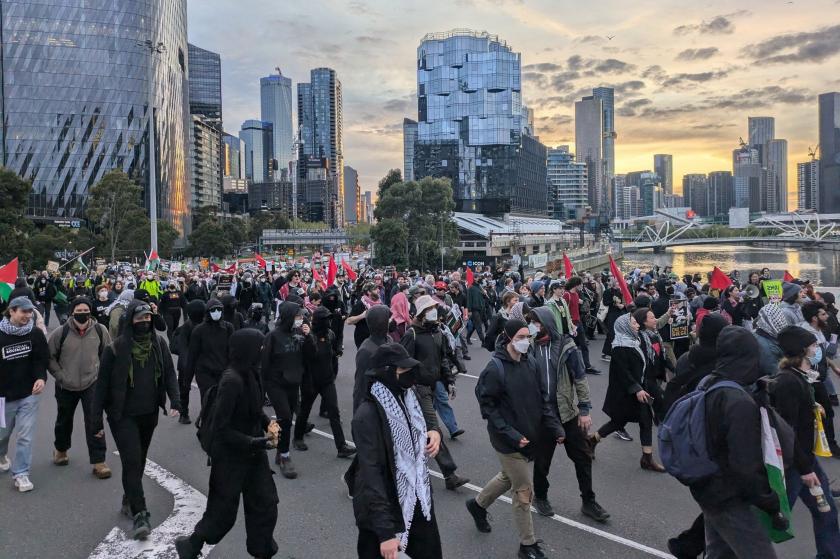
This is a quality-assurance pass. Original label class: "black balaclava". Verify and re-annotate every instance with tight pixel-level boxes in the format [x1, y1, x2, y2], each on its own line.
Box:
[312, 306, 331, 337]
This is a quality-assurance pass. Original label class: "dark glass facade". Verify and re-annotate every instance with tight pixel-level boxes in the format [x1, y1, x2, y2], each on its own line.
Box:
[188, 43, 222, 123]
[1, 0, 191, 235]
[819, 93, 840, 213]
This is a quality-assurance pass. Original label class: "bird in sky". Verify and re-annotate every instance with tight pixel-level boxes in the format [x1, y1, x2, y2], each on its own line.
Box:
[606, 35, 615, 40]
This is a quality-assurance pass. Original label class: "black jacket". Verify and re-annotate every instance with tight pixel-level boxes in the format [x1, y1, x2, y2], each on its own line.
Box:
[91, 301, 180, 429]
[689, 326, 779, 515]
[159, 289, 186, 317]
[602, 345, 649, 424]
[304, 306, 340, 386]
[772, 367, 816, 475]
[353, 305, 391, 412]
[187, 298, 234, 378]
[221, 294, 245, 331]
[172, 300, 206, 368]
[665, 343, 717, 411]
[261, 302, 305, 385]
[476, 341, 564, 458]
[0, 323, 49, 401]
[400, 322, 455, 387]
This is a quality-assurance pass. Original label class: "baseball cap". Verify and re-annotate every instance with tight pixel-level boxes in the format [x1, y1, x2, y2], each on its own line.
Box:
[8, 296, 34, 311]
[132, 303, 153, 319]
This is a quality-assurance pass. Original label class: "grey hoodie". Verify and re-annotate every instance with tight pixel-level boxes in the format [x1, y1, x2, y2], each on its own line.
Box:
[48, 318, 112, 391]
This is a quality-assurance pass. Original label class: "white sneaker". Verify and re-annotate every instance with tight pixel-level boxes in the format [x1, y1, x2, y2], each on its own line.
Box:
[0, 455, 9, 472]
[13, 474, 33, 492]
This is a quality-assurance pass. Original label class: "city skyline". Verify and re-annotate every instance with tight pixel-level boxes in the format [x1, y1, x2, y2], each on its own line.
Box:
[188, 0, 840, 207]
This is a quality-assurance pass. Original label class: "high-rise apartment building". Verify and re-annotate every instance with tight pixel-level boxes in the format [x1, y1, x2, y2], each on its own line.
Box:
[748, 117, 775, 148]
[766, 139, 788, 212]
[222, 134, 245, 179]
[733, 145, 761, 210]
[403, 119, 418, 182]
[344, 165, 359, 224]
[547, 146, 588, 220]
[240, 120, 274, 184]
[297, 68, 344, 227]
[708, 171, 734, 216]
[683, 174, 709, 216]
[575, 96, 604, 213]
[819, 92, 840, 213]
[188, 43, 222, 124]
[654, 154, 673, 196]
[592, 87, 615, 213]
[798, 159, 820, 211]
[739, 117, 787, 212]
[189, 115, 223, 210]
[260, 70, 294, 177]
[3, 1, 192, 235]
[412, 30, 547, 215]
[638, 172, 661, 216]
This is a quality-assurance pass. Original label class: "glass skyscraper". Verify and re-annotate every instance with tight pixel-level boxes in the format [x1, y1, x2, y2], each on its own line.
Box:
[260, 71, 294, 177]
[2, 0, 192, 235]
[403, 118, 418, 181]
[575, 96, 603, 212]
[547, 146, 588, 220]
[413, 30, 547, 215]
[593, 87, 615, 210]
[654, 154, 673, 196]
[240, 120, 273, 184]
[819, 92, 840, 213]
[188, 43, 222, 124]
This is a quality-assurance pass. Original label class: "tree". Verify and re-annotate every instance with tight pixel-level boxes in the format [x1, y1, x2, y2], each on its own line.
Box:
[347, 222, 372, 248]
[376, 169, 402, 200]
[0, 167, 34, 266]
[248, 211, 291, 244]
[27, 225, 97, 269]
[370, 218, 409, 268]
[191, 204, 221, 231]
[85, 170, 146, 262]
[189, 220, 233, 258]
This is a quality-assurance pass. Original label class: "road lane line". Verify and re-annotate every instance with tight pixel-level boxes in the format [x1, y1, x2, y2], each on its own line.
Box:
[307, 427, 674, 558]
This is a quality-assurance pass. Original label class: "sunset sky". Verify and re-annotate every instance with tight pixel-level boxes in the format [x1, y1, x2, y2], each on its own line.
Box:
[188, 0, 840, 207]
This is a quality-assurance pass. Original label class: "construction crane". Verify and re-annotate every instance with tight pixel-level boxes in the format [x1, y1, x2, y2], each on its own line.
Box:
[808, 145, 820, 160]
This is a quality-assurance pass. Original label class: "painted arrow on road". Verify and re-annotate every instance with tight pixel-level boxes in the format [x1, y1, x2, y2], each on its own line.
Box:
[89, 455, 214, 559]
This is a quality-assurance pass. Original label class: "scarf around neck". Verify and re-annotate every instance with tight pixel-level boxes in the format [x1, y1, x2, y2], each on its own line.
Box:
[612, 314, 646, 364]
[0, 317, 33, 337]
[129, 334, 161, 388]
[370, 381, 432, 550]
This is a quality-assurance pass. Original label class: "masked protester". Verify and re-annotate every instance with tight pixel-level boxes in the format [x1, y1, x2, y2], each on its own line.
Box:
[159, 282, 187, 343]
[221, 294, 245, 331]
[348, 283, 382, 349]
[352, 343, 442, 559]
[245, 303, 269, 335]
[187, 299, 234, 404]
[172, 300, 206, 424]
[175, 329, 280, 559]
[90, 301, 181, 540]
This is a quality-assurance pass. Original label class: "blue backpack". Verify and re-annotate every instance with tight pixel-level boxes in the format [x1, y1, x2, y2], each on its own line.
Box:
[658, 375, 745, 485]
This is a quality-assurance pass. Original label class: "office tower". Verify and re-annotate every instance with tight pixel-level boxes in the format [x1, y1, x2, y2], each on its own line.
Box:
[708, 171, 734, 216]
[2, 0, 191, 234]
[547, 146, 588, 220]
[297, 68, 344, 227]
[683, 174, 709, 216]
[575, 96, 604, 212]
[638, 172, 661, 216]
[260, 70, 294, 176]
[798, 160, 820, 211]
[364, 191, 374, 224]
[613, 175, 630, 219]
[403, 119, 418, 181]
[240, 120, 274, 183]
[654, 154, 674, 195]
[413, 30, 548, 215]
[189, 116, 223, 210]
[188, 43, 222, 124]
[344, 165, 359, 224]
[222, 134, 245, 179]
[819, 93, 840, 212]
[593, 87, 615, 211]
[765, 139, 788, 212]
[748, 117, 775, 148]
[248, 179, 294, 217]
[733, 145, 761, 210]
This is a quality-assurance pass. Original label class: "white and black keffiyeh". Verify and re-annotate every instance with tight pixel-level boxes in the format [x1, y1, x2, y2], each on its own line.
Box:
[370, 381, 432, 549]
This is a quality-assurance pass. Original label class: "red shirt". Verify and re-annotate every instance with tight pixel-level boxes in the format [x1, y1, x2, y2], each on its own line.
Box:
[562, 291, 581, 322]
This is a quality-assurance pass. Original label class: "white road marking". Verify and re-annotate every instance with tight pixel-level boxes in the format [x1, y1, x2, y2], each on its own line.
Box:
[88, 453, 213, 559]
[307, 427, 673, 558]
[459, 373, 480, 380]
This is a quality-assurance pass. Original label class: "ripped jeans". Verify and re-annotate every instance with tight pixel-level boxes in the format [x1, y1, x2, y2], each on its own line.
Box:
[475, 451, 535, 545]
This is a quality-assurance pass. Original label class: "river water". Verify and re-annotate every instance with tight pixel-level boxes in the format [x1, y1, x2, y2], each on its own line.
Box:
[621, 244, 840, 286]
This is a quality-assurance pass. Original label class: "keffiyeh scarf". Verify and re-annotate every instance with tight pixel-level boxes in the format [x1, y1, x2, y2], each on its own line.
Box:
[370, 381, 432, 549]
[0, 317, 33, 336]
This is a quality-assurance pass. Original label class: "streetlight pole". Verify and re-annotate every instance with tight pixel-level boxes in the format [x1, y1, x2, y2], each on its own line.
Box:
[138, 39, 165, 254]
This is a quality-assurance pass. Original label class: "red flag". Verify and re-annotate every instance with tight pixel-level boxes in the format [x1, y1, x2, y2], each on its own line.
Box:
[466, 267, 474, 287]
[341, 259, 358, 281]
[312, 265, 326, 290]
[254, 252, 266, 269]
[563, 253, 575, 278]
[209, 263, 220, 273]
[223, 262, 237, 274]
[709, 266, 733, 291]
[609, 255, 633, 305]
[783, 270, 795, 282]
[327, 254, 337, 286]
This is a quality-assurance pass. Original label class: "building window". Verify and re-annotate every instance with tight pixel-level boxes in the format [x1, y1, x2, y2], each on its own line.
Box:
[501, 248, 510, 255]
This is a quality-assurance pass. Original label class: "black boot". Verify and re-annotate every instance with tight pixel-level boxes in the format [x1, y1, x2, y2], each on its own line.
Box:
[131, 511, 151, 540]
[581, 499, 610, 522]
[175, 534, 202, 559]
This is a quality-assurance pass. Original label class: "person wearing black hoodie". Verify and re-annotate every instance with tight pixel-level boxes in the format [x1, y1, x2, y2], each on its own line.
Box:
[159, 282, 187, 343]
[687, 325, 783, 559]
[91, 300, 181, 540]
[220, 294, 245, 331]
[293, 306, 355, 458]
[172, 299, 206, 424]
[261, 301, 307, 479]
[187, 299, 234, 405]
[175, 329, 280, 559]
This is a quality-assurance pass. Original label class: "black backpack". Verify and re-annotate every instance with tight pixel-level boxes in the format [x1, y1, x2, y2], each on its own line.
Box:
[55, 322, 106, 363]
[195, 383, 221, 462]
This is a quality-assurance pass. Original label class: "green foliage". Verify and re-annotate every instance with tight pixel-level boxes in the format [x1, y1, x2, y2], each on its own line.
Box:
[249, 211, 291, 243]
[85, 170, 146, 262]
[189, 220, 233, 258]
[371, 175, 459, 270]
[27, 226, 97, 269]
[347, 222, 372, 248]
[0, 167, 34, 266]
[376, 169, 402, 199]
[191, 205, 221, 231]
[294, 220, 330, 231]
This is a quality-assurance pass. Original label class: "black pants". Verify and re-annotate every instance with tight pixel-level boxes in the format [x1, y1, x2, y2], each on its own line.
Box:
[42, 300, 52, 327]
[109, 412, 158, 516]
[815, 381, 837, 444]
[597, 410, 653, 447]
[573, 320, 592, 368]
[195, 369, 223, 408]
[434, 437, 458, 477]
[178, 365, 194, 417]
[533, 418, 594, 502]
[54, 384, 106, 464]
[357, 502, 442, 558]
[194, 452, 279, 558]
[294, 379, 345, 447]
[265, 380, 299, 454]
[164, 311, 181, 343]
[670, 513, 705, 557]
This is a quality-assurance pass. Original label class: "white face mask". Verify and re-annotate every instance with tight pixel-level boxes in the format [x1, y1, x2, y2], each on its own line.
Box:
[425, 309, 438, 322]
[209, 310, 222, 321]
[528, 323, 540, 337]
[513, 338, 531, 354]
[98, 290, 108, 298]
[294, 319, 304, 329]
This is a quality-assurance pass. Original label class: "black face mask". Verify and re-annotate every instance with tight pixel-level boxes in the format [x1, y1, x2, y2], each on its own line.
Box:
[133, 322, 152, 336]
[73, 312, 90, 324]
[397, 368, 418, 389]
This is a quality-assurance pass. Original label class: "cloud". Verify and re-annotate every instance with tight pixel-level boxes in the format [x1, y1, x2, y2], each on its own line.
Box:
[642, 65, 668, 82]
[382, 98, 411, 112]
[741, 24, 840, 65]
[635, 85, 811, 119]
[675, 47, 720, 61]
[566, 55, 636, 75]
[574, 35, 605, 44]
[617, 98, 652, 117]
[523, 62, 563, 72]
[673, 12, 750, 36]
[610, 80, 646, 94]
[661, 70, 730, 87]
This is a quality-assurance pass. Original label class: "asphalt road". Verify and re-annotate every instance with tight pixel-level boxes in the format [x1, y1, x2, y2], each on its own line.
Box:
[1, 319, 837, 558]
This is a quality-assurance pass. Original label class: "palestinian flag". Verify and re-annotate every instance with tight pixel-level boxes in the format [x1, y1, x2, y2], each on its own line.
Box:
[756, 407, 794, 543]
[145, 250, 160, 271]
[0, 258, 19, 302]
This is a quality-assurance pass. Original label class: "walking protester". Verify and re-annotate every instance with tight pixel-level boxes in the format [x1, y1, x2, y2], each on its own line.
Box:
[159, 281, 187, 342]
[220, 294, 245, 331]
[172, 299, 206, 425]
[47, 297, 112, 479]
[93, 284, 114, 326]
[773, 326, 840, 558]
[107, 289, 136, 339]
[528, 307, 609, 522]
[633, 307, 669, 422]
[589, 313, 666, 472]
[389, 287, 412, 343]
[0, 297, 49, 492]
[187, 299, 234, 404]
[466, 276, 488, 345]
[781, 281, 806, 325]
[467, 318, 565, 559]
[484, 291, 520, 351]
[293, 306, 355, 458]
[799, 300, 840, 457]
[262, 302, 308, 479]
[175, 329, 280, 559]
[91, 300, 181, 540]
[352, 305, 393, 412]
[721, 285, 745, 327]
[600, 278, 628, 363]
[447, 280, 471, 360]
[545, 280, 575, 338]
[754, 303, 792, 377]
[244, 304, 270, 335]
[684, 326, 784, 559]
[33, 271, 56, 327]
[322, 284, 348, 348]
[348, 282, 382, 349]
[352, 343, 442, 559]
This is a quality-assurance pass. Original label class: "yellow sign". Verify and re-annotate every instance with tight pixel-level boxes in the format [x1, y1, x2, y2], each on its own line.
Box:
[762, 280, 783, 303]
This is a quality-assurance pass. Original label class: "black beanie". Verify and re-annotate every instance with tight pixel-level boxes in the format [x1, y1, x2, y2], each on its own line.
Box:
[504, 319, 527, 340]
[70, 296, 94, 313]
[703, 297, 719, 310]
[777, 325, 817, 358]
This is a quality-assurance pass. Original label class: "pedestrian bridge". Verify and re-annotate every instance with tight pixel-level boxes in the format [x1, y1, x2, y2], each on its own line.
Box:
[622, 235, 840, 252]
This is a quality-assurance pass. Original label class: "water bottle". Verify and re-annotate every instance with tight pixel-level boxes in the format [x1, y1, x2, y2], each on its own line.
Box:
[810, 485, 831, 513]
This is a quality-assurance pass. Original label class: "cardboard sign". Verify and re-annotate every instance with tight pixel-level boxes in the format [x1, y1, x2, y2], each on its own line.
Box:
[762, 280, 783, 303]
[217, 274, 233, 291]
[670, 323, 689, 340]
[46, 260, 60, 273]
